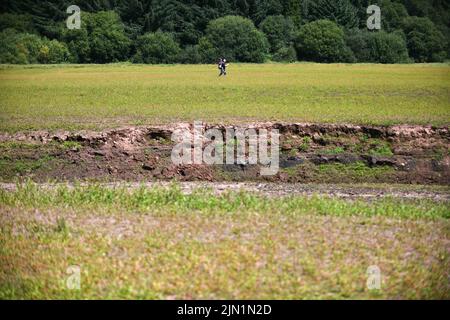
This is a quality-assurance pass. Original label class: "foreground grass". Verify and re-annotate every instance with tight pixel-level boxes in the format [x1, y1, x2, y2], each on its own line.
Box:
[0, 63, 449, 132]
[0, 183, 449, 299]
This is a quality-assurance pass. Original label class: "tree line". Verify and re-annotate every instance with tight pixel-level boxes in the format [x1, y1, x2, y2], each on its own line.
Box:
[0, 0, 448, 64]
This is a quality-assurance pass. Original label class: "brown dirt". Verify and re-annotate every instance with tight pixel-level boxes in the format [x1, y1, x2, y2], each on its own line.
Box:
[0, 123, 448, 185]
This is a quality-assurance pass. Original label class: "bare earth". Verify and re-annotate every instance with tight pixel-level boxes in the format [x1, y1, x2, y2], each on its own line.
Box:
[0, 123, 449, 185]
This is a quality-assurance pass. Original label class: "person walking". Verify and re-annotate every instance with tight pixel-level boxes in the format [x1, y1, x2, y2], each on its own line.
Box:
[222, 58, 227, 76]
[218, 58, 227, 76]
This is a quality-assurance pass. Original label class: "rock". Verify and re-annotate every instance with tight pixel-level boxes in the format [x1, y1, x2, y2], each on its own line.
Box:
[308, 153, 360, 165]
[363, 127, 385, 138]
[280, 156, 304, 168]
[312, 133, 321, 142]
[335, 154, 360, 164]
[364, 155, 398, 167]
[132, 154, 145, 162]
[142, 163, 154, 171]
[278, 172, 289, 182]
[148, 129, 172, 140]
[107, 166, 117, 174]
[93, 150, 106, 156]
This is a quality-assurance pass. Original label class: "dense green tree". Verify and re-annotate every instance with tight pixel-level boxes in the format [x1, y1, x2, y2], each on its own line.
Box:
[205, 15, 268, 62]
[308, 0, 359, 29]
[0, 0, 449, 64]
[86, 11, 130, 63]
[272, 45, 297, 62]
[0, 13, 35, 33]
[233, 0, 258, 18]
[62, 27, 90, 63]
[13, 32, 44, 63]
[197, 37, 218, 63]
[150, 0, 233, 47]
[346, 29, 409, 63]
[401, 0, 450, 46]
[402, 16, 446, 62]
[0, 0, 68, 39]
[282, 0, 302, 27]
[62, 11, 130, 63]
[295, 19, 352, 62]
[0, 29, 30, 64]
[132, 31, 180, 64]
[402, 0, 435, 17]
[0, 28, 70, 64]
[379, 0, 410, 32]
[253, 0, 284, 25]
[259, 15, 295, 53]
[38, 38, 71, 63]
[178, 45, 202, 64]
[349, 0, 371, 28]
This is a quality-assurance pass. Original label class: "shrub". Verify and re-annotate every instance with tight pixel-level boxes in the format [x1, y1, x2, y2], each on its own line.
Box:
[0, 29, 27, 64]
[272, 46, 297, 62]
[177, 45, 202, 64]
[205, 15, 269, 63]
[259, 15, 296, 54]
[308, 0, 359, 29]
[402, 17, 447, 62]
[62, 11, 130, 63]
[378, 0, 409, 32]
[346, 29, 410, 63]
[197, 37, 218, 63]
[0, 29, 43, 64]
[295, 20, 351, 63]
[132, 31, 180, 64]
[0, 29, 71, 64]
[38, 39, 71, 63]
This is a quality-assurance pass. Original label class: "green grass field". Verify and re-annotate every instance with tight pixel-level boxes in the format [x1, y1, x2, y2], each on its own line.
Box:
[0, 183, 449, 299]
[0, 63, 449, 132]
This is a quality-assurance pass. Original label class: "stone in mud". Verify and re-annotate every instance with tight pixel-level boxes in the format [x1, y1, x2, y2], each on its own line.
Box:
[147, 129, 172, 141]
[364, 155, 395, 166]
[142, 163, 155, 171]
[310, 154, 360, 165]
[51, 131, 71, 142]
[222, 164, 252, 172]
[363, 127, 385, 138]
[93, 150, 106, 156]
[107, 166, 117, 174]
[335, 154, 360, 164]
[280, 156, 304, 168]
[431, 157, 450, 172]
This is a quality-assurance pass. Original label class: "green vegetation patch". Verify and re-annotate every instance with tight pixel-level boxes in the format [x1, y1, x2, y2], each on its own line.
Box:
[0, 64, 449, 132]
[317, 162, 394, 179]
[0, 182, 448, 220]
[0, 141, 72, 179]
[0, 182, 449, 299]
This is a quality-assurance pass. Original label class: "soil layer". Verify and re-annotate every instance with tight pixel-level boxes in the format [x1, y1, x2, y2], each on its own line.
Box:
[0, 123, 448, 185]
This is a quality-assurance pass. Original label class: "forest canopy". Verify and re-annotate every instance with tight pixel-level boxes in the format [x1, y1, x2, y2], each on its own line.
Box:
[0, 0, 448, 64]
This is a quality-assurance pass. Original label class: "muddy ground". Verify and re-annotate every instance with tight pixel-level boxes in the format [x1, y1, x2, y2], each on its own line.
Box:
[0, 123, 449, 185]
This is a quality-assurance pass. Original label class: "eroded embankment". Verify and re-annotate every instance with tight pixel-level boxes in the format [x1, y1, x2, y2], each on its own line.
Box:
[0, 123, 448, 184]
